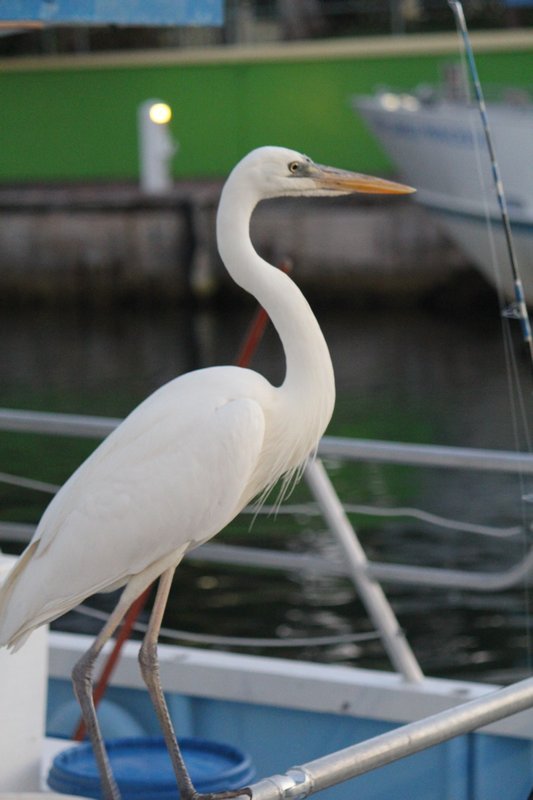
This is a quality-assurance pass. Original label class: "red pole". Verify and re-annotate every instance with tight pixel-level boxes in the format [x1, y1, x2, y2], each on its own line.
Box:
[73, 586, 152, 741]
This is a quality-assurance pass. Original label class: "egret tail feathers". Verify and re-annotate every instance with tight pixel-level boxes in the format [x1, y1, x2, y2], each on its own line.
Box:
[0, 540, 192, 652]
[0, 541, 40, 650]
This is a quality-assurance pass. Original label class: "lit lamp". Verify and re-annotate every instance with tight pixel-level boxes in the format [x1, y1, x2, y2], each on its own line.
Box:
[138, 99, 178, 194]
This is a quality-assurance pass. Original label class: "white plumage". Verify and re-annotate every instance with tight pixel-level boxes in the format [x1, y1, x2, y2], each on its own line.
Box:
[0, 146, 413, 800]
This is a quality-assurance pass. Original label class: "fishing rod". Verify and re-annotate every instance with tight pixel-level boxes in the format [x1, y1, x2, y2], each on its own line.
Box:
[447, 0, 533, 377]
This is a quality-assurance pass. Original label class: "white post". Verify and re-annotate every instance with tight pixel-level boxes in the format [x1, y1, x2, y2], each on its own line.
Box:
[0, 556, 48, 790]
[304, 458, 423, 683]
[137, 99, 177, 194]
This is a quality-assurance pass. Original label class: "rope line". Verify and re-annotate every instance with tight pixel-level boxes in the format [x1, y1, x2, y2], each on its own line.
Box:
[73, 604, 380, 649]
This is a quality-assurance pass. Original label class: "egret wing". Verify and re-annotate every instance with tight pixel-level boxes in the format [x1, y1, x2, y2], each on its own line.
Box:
[37, 393, 265, 575]
[0, 376, 267, 645]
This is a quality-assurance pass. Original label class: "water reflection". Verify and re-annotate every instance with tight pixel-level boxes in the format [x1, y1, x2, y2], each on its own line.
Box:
[2, 301, 533, 683]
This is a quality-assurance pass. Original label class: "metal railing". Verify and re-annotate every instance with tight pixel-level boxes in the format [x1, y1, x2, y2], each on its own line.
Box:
[3, 407, 533, 682]
[5, 407, 533, 793]
[249, 674, 533, 800]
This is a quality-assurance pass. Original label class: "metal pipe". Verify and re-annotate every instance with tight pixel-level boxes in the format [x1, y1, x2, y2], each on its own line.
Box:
[2, 520, 533, 593]
[304, 458, 423, 683]
[2, 408, 533, 476]
[0, 408, 118, 438]
[250, 675, 533, 800]
[189, 543, 533, 593]
[2, 408, 533, 592]
[319, 435, 533, 474]
[368, 552, 533, 591]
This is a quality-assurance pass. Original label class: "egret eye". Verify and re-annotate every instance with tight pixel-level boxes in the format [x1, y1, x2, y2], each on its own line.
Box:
[288, 161, 302, 175]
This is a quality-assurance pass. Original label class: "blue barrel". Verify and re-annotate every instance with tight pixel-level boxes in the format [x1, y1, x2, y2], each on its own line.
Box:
[48, 736, 256, 800]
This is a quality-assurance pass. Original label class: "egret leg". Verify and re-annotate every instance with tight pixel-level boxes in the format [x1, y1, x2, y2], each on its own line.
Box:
[138, 568, 252, 800]
[72, 593, 133, 800]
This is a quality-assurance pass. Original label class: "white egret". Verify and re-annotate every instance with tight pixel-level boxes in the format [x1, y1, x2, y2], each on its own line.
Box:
[0, 146, 413, 800]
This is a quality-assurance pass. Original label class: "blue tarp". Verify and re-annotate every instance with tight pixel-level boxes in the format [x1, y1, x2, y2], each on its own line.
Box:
[0, 0, 223, 26]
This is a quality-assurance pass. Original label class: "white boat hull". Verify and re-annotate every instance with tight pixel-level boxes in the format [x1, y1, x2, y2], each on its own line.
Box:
[356, 94, 533, 303]
[45, 631, 533, 800]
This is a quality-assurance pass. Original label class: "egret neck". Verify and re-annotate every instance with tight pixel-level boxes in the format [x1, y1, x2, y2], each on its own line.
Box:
[216, 167, 336, 456]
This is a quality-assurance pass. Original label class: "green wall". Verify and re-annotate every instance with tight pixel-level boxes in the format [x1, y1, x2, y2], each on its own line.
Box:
[1, 34, 531, 181]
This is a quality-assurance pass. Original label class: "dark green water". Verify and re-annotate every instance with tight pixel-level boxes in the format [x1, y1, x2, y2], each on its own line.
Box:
[2, 301, 533, 683]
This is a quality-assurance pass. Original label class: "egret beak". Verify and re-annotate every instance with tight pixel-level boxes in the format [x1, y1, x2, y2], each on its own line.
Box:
[313, 164, 415, 195]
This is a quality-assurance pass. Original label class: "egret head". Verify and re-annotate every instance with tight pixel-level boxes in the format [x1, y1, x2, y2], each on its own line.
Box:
[236, 146, 415, 200]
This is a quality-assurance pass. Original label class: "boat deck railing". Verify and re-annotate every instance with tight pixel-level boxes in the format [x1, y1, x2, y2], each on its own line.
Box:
[4, 407, 533, 796]
[2, 407, 533, 684]
[249, 672, 533, 800]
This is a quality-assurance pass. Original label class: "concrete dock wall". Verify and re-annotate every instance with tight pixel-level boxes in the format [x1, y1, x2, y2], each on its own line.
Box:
[0, 182, 468, 305]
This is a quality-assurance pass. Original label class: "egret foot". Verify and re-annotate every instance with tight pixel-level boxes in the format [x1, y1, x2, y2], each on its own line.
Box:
[138, 573, 253, 800]
[190, 788, 252, 800]
[72, 651, 121, 800]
